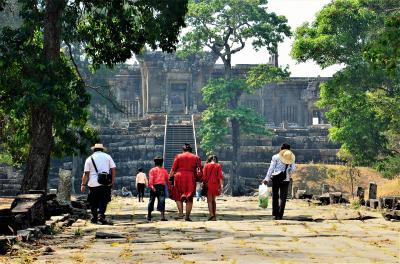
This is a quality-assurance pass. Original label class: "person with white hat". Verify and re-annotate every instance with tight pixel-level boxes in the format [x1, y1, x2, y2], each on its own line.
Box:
[263, 143, 296, 220]
[81, 143, 116, 224]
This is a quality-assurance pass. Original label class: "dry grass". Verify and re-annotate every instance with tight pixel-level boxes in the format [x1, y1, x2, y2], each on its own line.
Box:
[378, 178, 400, 196]
[292, 164, 399, 197]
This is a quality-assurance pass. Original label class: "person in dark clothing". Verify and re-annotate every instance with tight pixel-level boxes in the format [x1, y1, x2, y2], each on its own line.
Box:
[81, 143, 116, 225]
[263, 143, 296, 220]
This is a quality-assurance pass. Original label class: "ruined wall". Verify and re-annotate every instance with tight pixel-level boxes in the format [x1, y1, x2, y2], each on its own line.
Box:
[0, 165, 23, 196]
[138, 52, 217, 114]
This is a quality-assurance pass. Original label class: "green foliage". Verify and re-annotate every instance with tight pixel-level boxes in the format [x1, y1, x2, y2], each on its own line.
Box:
[350, 199, 361, 209]
[376, 155, 400, 179]
[0, 28, 98, 163]
[77, 0, 188, 68]
[179, 0, 291, 63]
[0, 0, 189, 165]
[199, 78, 271, 154]
[291, 0, 379, 68]
[364, 12, 400, 76]
[292, 0, 400, 177]
[74, 228, 83, 237]
[247, 64, 290, 89]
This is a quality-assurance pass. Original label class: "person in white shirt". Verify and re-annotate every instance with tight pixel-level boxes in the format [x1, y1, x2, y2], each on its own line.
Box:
[135, 168, 148, 202]
[263, 143, 296, 220]
[81, 143, 116, 224]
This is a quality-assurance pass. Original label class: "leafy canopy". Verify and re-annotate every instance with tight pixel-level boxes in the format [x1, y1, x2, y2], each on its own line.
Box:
[0, 0, 188, 164]
[292, 0, 400, 177]
[199, 78, 272, 154]
[179, 0, 291, 64]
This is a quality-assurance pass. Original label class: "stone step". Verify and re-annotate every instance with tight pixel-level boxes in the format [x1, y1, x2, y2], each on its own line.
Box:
[0, 179, 21, 184]
[0, 189, 20, 196]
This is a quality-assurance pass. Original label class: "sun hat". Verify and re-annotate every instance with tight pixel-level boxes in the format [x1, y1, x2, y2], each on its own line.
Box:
[91, 143, 107, 151]
[278, 149, 295, 164]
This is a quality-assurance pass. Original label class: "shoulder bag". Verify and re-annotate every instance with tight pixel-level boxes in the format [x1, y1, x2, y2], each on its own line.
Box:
[91, 156, 112, 185]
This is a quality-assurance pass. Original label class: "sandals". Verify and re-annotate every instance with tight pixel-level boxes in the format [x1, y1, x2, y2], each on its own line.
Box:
[174, 214, 184, 220]
[207, 216, 217, 221]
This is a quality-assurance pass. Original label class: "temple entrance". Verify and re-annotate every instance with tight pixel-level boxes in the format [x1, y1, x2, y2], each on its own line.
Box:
[169, 83, 187, 114]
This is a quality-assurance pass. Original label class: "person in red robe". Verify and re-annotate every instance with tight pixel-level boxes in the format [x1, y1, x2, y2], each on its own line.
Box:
[202, 155, 224, 221]
[169, 143, 201, 221]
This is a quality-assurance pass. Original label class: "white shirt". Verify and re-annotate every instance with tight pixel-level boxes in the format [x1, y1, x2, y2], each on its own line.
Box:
[135, 172, 148, 185]
[264, 154, 296, 182]
[84, 151, 116, 187]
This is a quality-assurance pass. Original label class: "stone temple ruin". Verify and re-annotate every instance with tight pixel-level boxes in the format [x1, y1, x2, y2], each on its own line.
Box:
[0, 52, 341, 196]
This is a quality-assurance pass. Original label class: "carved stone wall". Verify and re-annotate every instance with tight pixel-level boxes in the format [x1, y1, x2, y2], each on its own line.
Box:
[107, 52, 329, 128]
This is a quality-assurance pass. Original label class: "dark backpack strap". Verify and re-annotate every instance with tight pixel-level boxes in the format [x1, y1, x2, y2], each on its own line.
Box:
[284, 164, 289, 175]
[91, 156, 99, 174]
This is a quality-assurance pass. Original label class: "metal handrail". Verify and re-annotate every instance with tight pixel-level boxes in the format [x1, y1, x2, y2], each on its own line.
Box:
[163, 114, 168, 161]
[191, 114, 198, 155]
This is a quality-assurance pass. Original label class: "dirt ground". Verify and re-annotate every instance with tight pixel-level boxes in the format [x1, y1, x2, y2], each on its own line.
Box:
[1, 196, 399, 264]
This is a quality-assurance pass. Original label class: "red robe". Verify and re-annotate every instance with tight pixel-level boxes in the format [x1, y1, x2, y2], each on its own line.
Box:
[170, 152, 200, 201]
[202, 163, 223, 196]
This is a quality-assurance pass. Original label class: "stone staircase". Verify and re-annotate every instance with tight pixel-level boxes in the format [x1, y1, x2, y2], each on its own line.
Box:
[163, 115, 197, 171]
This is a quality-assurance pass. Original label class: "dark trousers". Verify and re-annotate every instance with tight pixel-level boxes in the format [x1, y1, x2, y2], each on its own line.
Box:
[272, 175, 289, 219]
[137, 183, 145, 201]
[88, 186, 111, 220]
[148, 184, 166, 214]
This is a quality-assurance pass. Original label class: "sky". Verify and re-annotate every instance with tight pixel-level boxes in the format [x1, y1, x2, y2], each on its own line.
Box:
[129, 0, 342, 77]
[230, 0, 341, 77]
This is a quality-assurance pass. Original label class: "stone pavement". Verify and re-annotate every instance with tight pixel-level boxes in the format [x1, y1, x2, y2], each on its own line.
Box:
[2, 196, 399, 264]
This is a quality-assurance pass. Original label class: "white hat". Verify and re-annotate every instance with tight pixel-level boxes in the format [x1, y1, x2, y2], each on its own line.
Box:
[91, 143, 107, 151]
[278, 149, 295, 164]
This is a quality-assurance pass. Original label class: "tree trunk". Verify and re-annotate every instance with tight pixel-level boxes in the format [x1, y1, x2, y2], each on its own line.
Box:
[22, 107, 53, 193]
[230, 117, 241, 196]
[21, 0, 64, 193]
[224, 59, 242, 196]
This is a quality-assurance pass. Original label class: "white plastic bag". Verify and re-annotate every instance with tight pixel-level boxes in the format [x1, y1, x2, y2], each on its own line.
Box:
[258, 184, 269, 209]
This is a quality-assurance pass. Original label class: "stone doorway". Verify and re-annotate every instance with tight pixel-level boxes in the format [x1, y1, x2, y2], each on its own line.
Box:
[168, 83, 187, 114]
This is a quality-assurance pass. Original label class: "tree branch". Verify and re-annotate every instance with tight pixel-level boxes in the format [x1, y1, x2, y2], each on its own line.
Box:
[230, 35, 245, 55]
[66, 42, 125, 113]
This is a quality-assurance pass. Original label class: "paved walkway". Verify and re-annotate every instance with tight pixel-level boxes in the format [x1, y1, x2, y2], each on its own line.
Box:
[3, 196, 400, 264]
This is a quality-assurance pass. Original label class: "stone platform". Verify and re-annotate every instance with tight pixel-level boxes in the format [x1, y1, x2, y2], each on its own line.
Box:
[2, 196, 399, 263]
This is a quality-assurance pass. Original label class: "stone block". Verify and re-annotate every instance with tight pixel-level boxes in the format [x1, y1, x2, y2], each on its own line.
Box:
[382, 210, 400, 221]
[0, 235, 16, 255]
[57, 169, 72, 202]
[380, 196, 399, 210]
[11, 193, 45, 230]
[287, 180, 293, 199]
[368, 182, 377, 200]
[319, 193, 330, 205]
[329, 192, 342, 204]
[45, 199, 71, 219]
[368, 199, 379, 209]
[0, 209, 15, 235]
[145, 137, 155, 145]
[292, 186, 299, 198]
[295, 190, 312, 199]
[356, 186, 365, 205]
